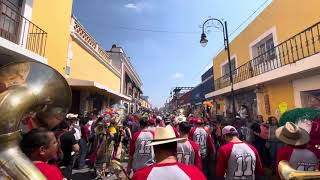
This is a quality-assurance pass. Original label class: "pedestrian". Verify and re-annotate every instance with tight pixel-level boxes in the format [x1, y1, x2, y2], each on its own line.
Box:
[122, 119, 132, 155]
[177, 122, 202, 169]
[77, 117, 90, 169]
[276, 122, 319, 177]
[238, 105, 249, 120]
[164, 116, 180, 137]
[251, 115, 268, 165]
[132, 126, 206, 180]
[266, 116, 282, 174]
[127, 116, 155, 174]
[212, 120, 223, 150]
[188, 118, 215, 177]
[131, 114, 141, 135]
[216, 125, 263, 180]
[146, 117, 156, 132]
[20, 128, 64, 180]
[67, 115, 82, 142]
[57, 120, 80, 178]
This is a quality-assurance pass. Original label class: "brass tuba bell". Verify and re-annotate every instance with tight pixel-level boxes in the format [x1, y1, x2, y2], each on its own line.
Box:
[278, 160, 320, 180]
[0, 61, 71, 179]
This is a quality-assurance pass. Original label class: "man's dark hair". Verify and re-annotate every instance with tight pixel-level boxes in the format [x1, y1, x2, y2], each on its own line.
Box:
[97, 117, 103, 123]
[57, 119, 70, 130]
[179, 122, 191, 135]
[20, 128, 51, 156]
[80, 117, 90, 125]
[251, 122, 261, 134]
[268, 116, 277, 125]
[156, 118, 161, 125]
[139, 117, 148, 128]
[154, 142, 177, 155]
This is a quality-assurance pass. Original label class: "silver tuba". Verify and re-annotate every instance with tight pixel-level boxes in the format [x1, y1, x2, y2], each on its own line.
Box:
[0, 61, 71, 179]
[278, 160, 320, 180]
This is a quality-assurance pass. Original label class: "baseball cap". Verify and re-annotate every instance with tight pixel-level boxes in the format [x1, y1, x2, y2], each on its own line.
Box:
[195, 118, 203, 124]
[149, 118, 156, 124]
[222, 125, 238, 136]
[164, 117, 171, 124]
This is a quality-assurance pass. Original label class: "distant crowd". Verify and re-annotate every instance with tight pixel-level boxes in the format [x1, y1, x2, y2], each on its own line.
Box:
[18, 108, 320, 180]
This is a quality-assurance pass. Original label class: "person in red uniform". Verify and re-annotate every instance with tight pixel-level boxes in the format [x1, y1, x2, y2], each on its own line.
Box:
[276, 122, 319, 178]
[127, 116, 155, 174]
[216, 125, 263, 180]
[132, 125, 206, 180]
[20, 128, 64, 180]
[177, 122, 202, 170]
[188, 118, 215, 176]
[146, 117, 156, 132]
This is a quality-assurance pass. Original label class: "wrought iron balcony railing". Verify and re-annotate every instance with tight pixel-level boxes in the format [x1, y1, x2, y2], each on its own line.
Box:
[214, 21, 320, 90]
[0, 1, 47, 56]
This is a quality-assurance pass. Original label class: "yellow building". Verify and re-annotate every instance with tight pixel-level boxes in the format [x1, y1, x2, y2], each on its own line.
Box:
[31, 0, 73, 74]
[0, 0, 133, 114]
[206, 0, 320, 121]
[32, 1, 132, 114]
[66, 16, 131, 114]
[140, 96, 151, 110]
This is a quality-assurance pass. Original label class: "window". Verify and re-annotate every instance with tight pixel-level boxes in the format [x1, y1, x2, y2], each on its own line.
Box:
[222, 57, 236, 79]
[253, 34, 276, 64]
[0, 0, 22, 42]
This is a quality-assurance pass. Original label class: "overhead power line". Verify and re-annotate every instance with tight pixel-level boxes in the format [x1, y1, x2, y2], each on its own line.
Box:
[114, 25, 200, 34]
[229, 0, 270, 37]
[77, 18, 200, 35]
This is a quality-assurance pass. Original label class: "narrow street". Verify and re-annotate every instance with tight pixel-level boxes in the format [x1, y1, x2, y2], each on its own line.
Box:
[0, 0, 320, 180]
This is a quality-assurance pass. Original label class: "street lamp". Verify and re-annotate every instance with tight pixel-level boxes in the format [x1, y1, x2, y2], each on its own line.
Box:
[200, 18, 237, 119]
[200, 33, 208, 47]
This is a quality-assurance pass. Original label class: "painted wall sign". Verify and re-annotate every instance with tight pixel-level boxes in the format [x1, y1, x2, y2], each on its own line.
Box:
[279, 102, 288, 114]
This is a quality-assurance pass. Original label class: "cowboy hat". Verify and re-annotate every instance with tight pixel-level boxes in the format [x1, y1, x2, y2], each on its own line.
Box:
[276, 122, 310, 146]
[147, 125, 186, 146]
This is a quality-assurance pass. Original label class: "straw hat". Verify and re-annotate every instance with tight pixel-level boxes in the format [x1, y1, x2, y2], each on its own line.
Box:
[275, 122, 310, 146]
[147, 125, 186, 146]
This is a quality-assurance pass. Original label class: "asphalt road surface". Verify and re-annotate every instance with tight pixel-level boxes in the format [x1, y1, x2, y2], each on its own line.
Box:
[71, 163, 128, 180]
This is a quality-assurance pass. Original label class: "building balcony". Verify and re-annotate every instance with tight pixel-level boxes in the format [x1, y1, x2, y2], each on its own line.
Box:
[209, 21, 320, 98]
[0, 0, 47, 66]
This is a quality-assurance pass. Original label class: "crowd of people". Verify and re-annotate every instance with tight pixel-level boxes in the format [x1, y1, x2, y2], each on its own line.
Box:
[17, 107, 320, 180]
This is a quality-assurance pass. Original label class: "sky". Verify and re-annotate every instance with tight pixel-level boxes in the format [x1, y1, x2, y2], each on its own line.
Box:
[72, 0, 272, 108]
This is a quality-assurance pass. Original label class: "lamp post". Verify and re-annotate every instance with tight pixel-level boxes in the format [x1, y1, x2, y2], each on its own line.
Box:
[200, 18, 236, 119]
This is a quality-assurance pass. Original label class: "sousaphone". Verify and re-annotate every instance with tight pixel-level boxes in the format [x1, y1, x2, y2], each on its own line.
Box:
[0, 61, 71, 179]
[278, 160, 320, 180]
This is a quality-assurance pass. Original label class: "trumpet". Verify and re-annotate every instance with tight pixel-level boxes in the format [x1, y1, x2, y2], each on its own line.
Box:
[278, 161, 320, 180]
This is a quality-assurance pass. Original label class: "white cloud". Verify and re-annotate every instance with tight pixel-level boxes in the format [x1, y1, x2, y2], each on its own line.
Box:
[172, 73, 184, 79]
[124, 3, 138, 9]
[124, 2, 152, 12]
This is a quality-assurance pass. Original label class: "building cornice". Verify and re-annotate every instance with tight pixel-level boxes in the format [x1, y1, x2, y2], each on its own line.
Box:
[70, 16, 121, 77]
[107, 51, 143, 88]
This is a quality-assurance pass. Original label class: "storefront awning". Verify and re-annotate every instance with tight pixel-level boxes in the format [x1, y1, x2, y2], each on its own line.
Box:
[67, 78, 132, 101]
